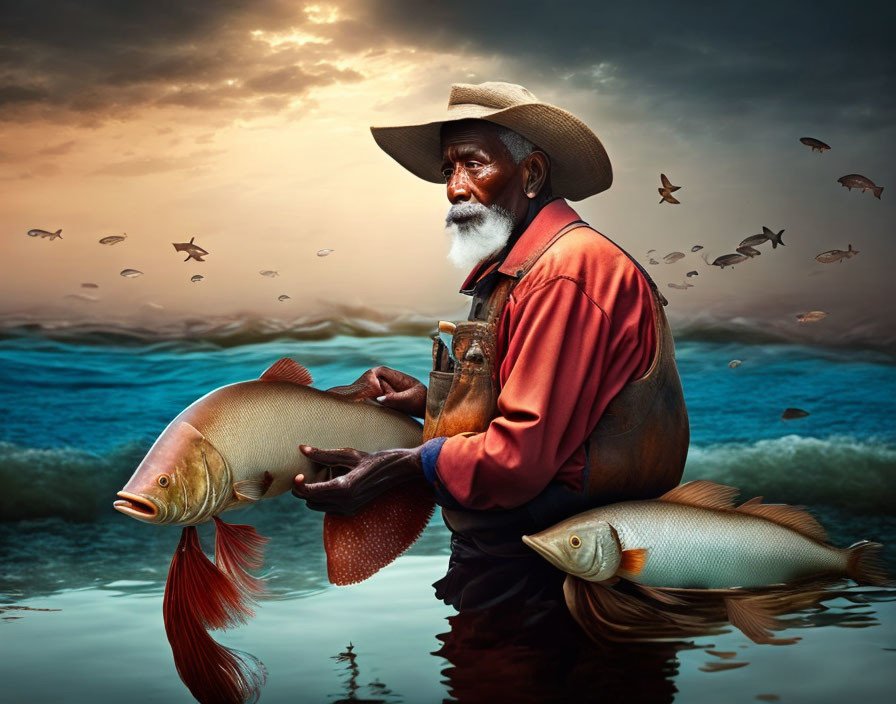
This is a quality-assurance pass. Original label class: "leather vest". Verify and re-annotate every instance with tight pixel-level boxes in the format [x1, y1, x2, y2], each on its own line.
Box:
[423, 220, 689, 538]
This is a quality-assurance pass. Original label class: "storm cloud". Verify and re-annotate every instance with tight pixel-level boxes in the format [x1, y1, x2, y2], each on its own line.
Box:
[3, 0, 892, 132]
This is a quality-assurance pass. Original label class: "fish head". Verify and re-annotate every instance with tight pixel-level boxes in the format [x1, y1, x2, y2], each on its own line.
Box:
[114, 420, 229, 525]
[522, 519, 622, 582]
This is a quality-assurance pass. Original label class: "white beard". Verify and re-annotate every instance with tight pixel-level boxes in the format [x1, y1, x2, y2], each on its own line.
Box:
[445, 202, 515, 271]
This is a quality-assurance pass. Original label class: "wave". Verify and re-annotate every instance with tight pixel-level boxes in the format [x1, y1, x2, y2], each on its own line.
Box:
[0, 306, 893, 358]
[683, 435, 896, 514]
[2, 435, 894, 523]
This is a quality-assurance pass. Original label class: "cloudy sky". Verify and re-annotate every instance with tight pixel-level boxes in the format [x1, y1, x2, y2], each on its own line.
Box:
[1, 1, 893, 342]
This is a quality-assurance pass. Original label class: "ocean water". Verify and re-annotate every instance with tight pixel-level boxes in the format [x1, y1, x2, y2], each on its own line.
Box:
[1, 324, 895, 703]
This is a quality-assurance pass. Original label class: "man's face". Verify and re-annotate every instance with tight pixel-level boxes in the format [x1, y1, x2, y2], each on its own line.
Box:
[440, 121, 528, 218]
[440, 121, 529, 270]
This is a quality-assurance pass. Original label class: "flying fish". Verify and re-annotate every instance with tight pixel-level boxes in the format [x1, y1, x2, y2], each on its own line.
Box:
[838, 174, 883, 199]
[172, 237, 209, 262]
[27, 228, 62, 240]
[815, 245, 859, 264]
[799, 137, 831, 153]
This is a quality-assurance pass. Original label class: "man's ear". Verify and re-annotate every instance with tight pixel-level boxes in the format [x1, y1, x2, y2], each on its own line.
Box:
[522, 151, 550, 198]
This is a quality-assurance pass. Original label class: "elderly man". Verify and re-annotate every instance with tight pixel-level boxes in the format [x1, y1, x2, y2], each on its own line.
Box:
[293, 82, 688, 609]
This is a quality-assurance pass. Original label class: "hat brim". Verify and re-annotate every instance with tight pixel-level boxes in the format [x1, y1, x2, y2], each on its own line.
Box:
[370, 102, 612, 201]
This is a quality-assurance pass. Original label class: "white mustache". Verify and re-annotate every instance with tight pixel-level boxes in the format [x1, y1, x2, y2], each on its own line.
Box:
[444, 202, 514, 270]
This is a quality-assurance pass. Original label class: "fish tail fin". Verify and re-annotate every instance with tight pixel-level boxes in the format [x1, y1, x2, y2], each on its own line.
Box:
[55, 229, 62, 238]
[873, 186, 883, 199]
[164, 527, 266, 703]
[846, 541, 889, 585]
[214, 517, 270, 597]
[324, 479, 435, 586]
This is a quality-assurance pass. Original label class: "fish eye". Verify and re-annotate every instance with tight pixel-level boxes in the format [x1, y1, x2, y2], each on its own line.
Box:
[569, 535, 582, 549]
[157, 474, 170, 488]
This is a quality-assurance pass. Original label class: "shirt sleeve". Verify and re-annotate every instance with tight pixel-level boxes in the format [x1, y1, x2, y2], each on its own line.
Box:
[430, 276, 616, 510]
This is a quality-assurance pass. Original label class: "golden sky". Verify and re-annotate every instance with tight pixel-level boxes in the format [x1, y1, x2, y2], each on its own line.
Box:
[1, 1, 893, 344]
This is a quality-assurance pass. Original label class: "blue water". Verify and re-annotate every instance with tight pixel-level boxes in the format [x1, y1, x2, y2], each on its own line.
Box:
[1, 328, 895, 703]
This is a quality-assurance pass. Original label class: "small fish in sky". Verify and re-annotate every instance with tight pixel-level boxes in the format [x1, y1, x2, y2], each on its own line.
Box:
[740, 227, 784, 249]
[668, 282, 693, 290]
[663, 251, 685, 263]
[838, 174, 883, 199]
[648, 258, 660, 265]
[27, 228, 62, 240]
[691, 245, 703, 252]
[99, 234, 127, 245]
[143, 302, 164, 310]
[646, 249, 656, 256]
[278, 294, 291, 302]
[64, 293, 98, 302]
[728, 360, 742, 368]
[736, 245, 762, 258]
[260, 270, 279, 277]
[711, 253, 749, 269]
[191, 275, 204, 283]
[658, 174, 681, 205]
[800, 137, 831, 153]
[796, 311, 827, 323]
[781, 408, 810, 420]
[120, 268, 143, 278]
[81, 282, 99, 289]
[317, 248, 334, 257]
[686, 270, 699, 278]
[172, 236, 209, 262]
[739, 233, 768, 248]
[815, 244, 859, 263]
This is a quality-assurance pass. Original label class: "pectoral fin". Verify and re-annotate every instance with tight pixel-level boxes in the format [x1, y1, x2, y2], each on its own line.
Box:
[725, 597, 800, 645]
[618, 548, 647, 577]
[323, 479, 435, 586]
[233, 472, 274, 502]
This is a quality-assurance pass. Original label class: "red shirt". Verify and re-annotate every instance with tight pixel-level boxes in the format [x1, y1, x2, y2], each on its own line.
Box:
[430, 199, 657, 510]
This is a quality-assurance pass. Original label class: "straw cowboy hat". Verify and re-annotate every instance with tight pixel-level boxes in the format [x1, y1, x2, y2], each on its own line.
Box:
[370, 82, 612, 201]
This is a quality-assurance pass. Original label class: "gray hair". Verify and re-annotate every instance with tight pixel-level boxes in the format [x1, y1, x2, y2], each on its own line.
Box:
[494, 125, 536, 164]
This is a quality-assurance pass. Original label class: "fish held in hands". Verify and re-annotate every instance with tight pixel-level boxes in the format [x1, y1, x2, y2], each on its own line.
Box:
[172, 236, 209, 262]
[114, 358, 430, 703]
[838, 174, 883, 199]
[522, 480, 887, 590]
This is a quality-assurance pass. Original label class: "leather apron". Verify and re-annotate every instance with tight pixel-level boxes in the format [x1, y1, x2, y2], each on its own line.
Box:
[423, 219, 689, 539]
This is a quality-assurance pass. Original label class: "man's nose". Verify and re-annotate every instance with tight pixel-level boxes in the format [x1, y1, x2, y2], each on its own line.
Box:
[447, 170, 471, 203]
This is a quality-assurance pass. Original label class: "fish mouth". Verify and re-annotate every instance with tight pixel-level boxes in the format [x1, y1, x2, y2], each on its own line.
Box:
[113, 491, 159, 521]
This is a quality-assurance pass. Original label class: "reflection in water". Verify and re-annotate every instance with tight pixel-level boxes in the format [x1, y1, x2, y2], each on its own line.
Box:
[331, 642, 397, 703]
[432, 538, 896, 704]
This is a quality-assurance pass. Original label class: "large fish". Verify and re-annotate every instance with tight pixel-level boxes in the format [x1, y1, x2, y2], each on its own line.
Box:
[114, 358, 432, 704]
[838, 174, 883, 199]
[523, 481, 886, 590]
[524, 481, 888, 646]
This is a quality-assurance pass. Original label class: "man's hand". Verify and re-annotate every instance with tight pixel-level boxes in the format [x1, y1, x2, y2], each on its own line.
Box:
[292, 444, 425, 515]
[326, 366, 426, 418]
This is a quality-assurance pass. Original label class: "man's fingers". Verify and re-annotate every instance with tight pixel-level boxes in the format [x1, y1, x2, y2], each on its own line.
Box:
[299, 445, 366, 466]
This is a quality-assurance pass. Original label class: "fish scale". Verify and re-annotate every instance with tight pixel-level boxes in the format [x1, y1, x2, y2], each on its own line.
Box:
[592, 501, 846, 588]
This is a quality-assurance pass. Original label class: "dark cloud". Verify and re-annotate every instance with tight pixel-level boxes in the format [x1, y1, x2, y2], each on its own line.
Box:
[366, 0, 896, 132]
[2, 0, 893, 135]
[0, 0, 372, 122]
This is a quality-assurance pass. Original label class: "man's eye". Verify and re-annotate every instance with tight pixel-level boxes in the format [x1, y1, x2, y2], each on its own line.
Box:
[442, 168, 453, 181]
[465, 161, 482, 169]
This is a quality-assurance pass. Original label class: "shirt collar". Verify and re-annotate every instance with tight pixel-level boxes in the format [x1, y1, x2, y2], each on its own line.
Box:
[458, 199, 582, 293]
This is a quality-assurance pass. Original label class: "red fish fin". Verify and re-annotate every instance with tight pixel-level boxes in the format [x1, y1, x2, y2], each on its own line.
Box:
[233, 472, 274, 503]
[164, 527, 266, 703]
[214, 517, 270, 597]
[658, 480, 739, 510]
[260, 358, 313, 386]
[323, 479, 435, 586]
[166, 527, 254, 629]
[618, 548, 647, 577]
[846, 541, 889, 585]
[734, 500, 828, 543]
[724, 597, 799, 645]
